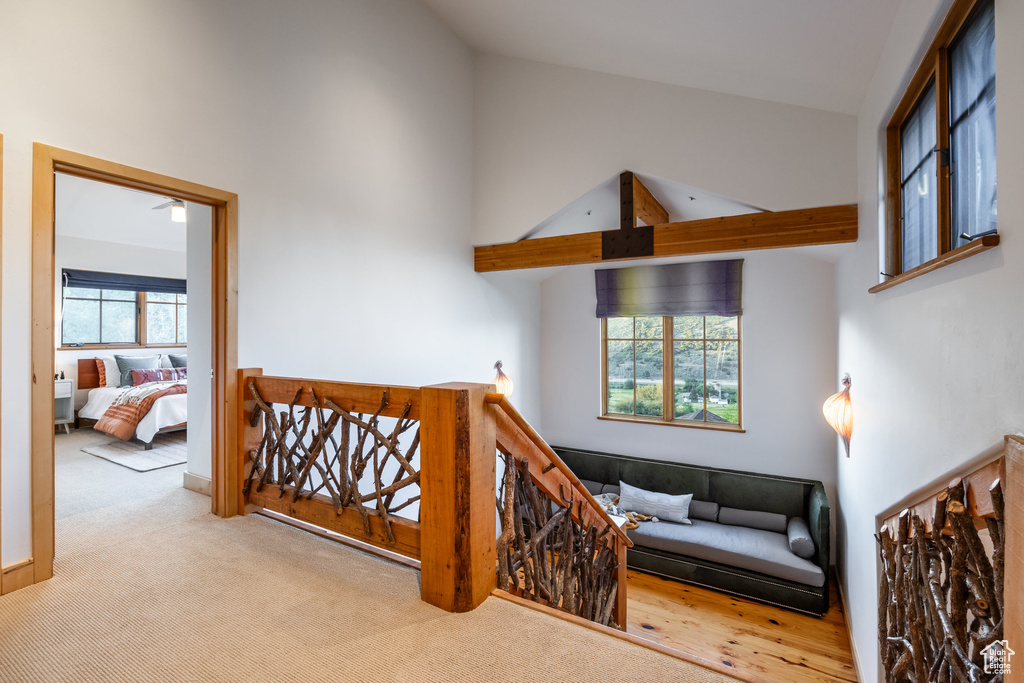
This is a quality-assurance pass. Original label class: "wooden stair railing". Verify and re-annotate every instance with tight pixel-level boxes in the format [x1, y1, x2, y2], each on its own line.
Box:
[876, 435, 1024, 683]
[486, 392, 632, 630]
[238, 369, 498, 614]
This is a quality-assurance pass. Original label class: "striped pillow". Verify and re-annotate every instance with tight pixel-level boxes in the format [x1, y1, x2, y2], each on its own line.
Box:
[618, 481, 692, 524]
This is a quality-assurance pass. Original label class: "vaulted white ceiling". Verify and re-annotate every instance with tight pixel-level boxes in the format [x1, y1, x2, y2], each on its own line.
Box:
[419, 0, 899, 115]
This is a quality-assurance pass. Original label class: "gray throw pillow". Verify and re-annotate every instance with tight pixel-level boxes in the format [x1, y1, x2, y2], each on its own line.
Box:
[688, 500, 720, 522]
[601, 484, 620, 496]
[579, 479, 603, 496]
[169, 353, 188, 368]
[619, 481, 692, 524]
[787, 517, 815, 559]
[114, 355, 162, 387]
[718, 507, 788, 533]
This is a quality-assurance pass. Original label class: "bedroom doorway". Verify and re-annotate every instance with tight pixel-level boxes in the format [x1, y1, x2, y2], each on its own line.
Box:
[27, 144, 239, 588]
[52, 174, 208, 524]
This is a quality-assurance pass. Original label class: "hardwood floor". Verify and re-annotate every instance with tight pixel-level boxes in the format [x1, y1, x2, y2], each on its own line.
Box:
[625, 569, 857, 683]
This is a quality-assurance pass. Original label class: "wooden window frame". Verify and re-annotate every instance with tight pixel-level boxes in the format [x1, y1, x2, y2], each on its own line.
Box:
[600, 316, 743, 433]
[878, 0, 997, 293]
[59, 288, 188, 350]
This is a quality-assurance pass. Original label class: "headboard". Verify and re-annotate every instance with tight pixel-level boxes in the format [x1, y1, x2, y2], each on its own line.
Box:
[77, 358, 101, 390]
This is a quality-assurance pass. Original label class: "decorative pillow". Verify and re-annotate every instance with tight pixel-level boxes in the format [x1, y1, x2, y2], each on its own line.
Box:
[160, 354, 174, 369]
[601, 484, 620, 496]
[718, 507, 788, 533]
[97, 356, 120, 388]
[130, 368, 187, 386]
[787, 517, 815, 559]
[618, 481, 692, 524]
[579, 479, 604, 496]
[169, 353, 187, 368]
[114, 355, 162, 387]
[688, 500, 720, 522]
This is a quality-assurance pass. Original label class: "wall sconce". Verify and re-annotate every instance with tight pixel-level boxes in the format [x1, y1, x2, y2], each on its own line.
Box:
[493, 360, 513, 398]
[822, 373, 852, 456]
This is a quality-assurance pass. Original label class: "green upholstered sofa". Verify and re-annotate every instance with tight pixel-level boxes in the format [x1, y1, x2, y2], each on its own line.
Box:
[553, 445, 831, 616]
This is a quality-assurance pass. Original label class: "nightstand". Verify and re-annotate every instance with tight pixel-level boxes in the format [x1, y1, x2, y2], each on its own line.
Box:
[55, 379, 75, 434]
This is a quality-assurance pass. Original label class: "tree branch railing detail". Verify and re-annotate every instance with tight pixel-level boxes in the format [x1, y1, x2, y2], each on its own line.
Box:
[242, 376, 421, 554]
[486, 392, 631, 630]
[877, 461, 1006, 683]
[496, 451, 623, 628]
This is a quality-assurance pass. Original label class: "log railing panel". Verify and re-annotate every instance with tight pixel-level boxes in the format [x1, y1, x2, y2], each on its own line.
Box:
[488, 393, 630, 630]
[877, 452, 1010, 683]
[240, 370, 423, 558]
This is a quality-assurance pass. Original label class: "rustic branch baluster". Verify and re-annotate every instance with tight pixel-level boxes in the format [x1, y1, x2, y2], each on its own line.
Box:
[495, 452, 622, 629]
[876, 475, 1006, 683]
[243, 381, 421, 549]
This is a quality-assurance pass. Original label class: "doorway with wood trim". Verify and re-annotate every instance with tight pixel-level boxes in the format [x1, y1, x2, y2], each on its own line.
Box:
[25, 144, 239, 589]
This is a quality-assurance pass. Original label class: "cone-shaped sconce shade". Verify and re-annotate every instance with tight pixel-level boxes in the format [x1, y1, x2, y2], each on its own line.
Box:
[494, 360, 513, 398]
[823, 374, 852, 456]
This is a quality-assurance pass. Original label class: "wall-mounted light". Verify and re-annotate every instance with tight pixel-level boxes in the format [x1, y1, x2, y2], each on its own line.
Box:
[493, 360, 513, 398]
[823, 373, 853, 456]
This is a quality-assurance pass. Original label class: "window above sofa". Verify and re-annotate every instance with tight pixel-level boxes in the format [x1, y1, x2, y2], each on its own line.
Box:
[595, 258, 743, 432]
[602, 315, 742, 431]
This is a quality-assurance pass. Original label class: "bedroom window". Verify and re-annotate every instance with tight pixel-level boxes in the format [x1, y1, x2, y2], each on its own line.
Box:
[879, 0, 996, 291]
[62, 288, 139, 345]
[602, 315, 741, 431]
[144, 292, 187, 344]
[60, 269, 187, 348]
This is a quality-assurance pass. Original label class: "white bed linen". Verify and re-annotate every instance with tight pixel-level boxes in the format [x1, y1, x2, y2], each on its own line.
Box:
[80, 383, 188, 443]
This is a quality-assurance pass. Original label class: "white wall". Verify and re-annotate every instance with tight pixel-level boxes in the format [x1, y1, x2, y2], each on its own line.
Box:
[0, 0, 541, 566]
[54, 235, 187, 408]
[185, 204, 213, 480]
[540, 252, 840, 527]
[473, 54, 859, 246]
[836, 1, 1024, 680]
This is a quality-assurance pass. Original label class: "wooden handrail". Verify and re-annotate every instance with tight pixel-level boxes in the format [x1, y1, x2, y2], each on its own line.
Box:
[880, 456, 1005, 540]
[486, 392, 632, 547]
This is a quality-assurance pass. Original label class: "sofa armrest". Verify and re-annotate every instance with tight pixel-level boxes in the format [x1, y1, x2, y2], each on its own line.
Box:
[807, 483, 830, 572]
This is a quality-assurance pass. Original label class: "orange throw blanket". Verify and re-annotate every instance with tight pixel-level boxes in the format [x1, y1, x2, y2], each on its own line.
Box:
[94, 382, 188, 441]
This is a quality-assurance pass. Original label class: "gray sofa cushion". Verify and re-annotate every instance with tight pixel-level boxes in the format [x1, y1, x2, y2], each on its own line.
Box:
[689, 500, 719, 522]
[787, 517, 815, 559]
[600, 484, 718, 522]
[719, 506, 788, 533]
[627, 519, 825, 588]
[579, 479, 603, 496]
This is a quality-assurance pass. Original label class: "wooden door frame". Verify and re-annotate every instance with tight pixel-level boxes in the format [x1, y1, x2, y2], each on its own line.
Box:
[28, 143, 239, 586]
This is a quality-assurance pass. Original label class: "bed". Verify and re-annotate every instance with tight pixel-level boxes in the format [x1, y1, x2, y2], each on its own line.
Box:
[77, 357, 188, 446]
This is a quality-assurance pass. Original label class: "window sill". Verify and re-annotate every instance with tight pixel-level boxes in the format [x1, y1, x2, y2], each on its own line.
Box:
[869, 235, 999, 294]
[598, 414, 745, 433]
[57, 343, 187, 351]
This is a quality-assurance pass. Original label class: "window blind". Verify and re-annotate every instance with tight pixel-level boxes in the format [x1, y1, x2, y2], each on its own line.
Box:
[62, 269, 187, 295]
[595, 259, 742, 318]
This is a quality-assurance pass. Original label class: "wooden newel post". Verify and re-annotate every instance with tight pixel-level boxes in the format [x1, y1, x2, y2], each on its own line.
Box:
[233, 367, 264, 517]
[614, 537, 628, 630]
[419, 382, 497, 612]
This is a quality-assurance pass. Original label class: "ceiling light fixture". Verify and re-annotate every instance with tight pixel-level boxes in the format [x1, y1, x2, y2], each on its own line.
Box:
[153, 198, 187, 223]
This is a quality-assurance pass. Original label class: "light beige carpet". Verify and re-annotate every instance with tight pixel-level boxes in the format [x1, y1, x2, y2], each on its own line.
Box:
[1, 452, 738, 682]
[81, 431, 187, 472]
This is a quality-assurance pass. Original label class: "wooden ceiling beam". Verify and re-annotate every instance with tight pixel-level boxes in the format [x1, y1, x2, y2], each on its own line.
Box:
[623, 171, 668, 227]
[474, 204, 858, 272]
